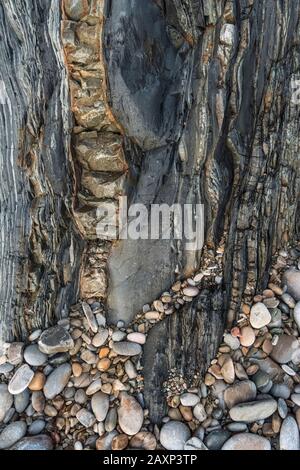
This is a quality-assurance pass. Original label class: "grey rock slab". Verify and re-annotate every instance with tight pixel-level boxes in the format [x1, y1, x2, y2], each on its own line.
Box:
[160, 421, 191, 450]
[0, 384, 13, 422]
[24, 344, 47, 366]
[10, 435, 53, 450]
[280, 416, 300, 450]
[43, 364, 72, 399]
[0, 421, 27, 449]
[91, 392, 110, 422]
[8, 364, 34, 395]
[222, 433, 271, 450]
[112, 341, 142, 356]
[14, 389, 30, 413]
[38, 325, 74, 355]
[229, 399, 277, 423]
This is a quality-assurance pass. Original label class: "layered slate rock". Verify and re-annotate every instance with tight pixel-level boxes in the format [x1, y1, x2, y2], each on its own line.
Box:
[143, 287, 225, 423]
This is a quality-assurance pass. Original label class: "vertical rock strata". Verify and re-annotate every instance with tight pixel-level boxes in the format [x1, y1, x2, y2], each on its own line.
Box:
[0, 0, 82, 347]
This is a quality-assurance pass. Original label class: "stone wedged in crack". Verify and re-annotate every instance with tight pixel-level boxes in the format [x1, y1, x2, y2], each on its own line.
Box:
[38, 326, 74, 355]
[143, 287, 225, 423]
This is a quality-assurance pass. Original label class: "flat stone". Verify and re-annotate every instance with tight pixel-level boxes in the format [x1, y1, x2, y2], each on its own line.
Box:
[118, 392, 144, 435]
[91, 391, 110, 422]
[282, 268, 300, 301]
[0, 421, 27, 449]
[229, 399, 277, 423]
[226, 422, 248, 432]
[204, 430, 231, 450]
[7, 342, 24, 366]
[160, 421, 191, 450]
[127, 332, 146, 345]
[224, 380, 257, 409]
[222, 433, 271, 450]
[112, 341, 142, 356]
[184, 437, 207, 450]
[129, 432, 157, 450]
[0, 384, 13, 422]
[38, 326, 74, 355]
[92, 328, 109, 347]
[82, 302, 98, 333]
[180, 393, 200, 407]
[250, 303, 271, 329]
[270, 334, 300, 364]
[76, 408, 96, 428]
[280, 416, 300, 450]
[43, 364, 72, 399]
[10, 435, 53, 450]
[14, 389, 30, 413]
[24, 344, 47, 366]
[8, 364, 34, 395]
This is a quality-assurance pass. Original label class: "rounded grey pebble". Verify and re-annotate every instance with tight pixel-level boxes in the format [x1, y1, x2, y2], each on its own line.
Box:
[0, 421, 27, 449]
[24, 344, 47, 367]
[10, 435, 53, 450]
[0, 384, 13, 422]
[226, 422, 248, 432]
[160, 421, 191, 450]
[204, 430, 231, 450]
[28, 420, 46, 435]
[14, 389, 30, 413]
[280, 416, 300, 450]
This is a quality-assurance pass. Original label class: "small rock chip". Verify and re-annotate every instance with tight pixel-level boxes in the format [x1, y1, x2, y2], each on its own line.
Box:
[224, 380, 257, 409]
[112, 342, 142, 357]
[0, 384, 13, 422]
[76, 409, 96, 428]
[38, 326, 74, 355]
[280, 416, 300, 450]
[8, 364, 34, 395]
[250, 302, 271, 329]
[118, 392, 144, 435]
[160, 421, 191, 450]
[0, 421, 27, 449]
[129, 432, 157, 450]
[229, 399, 277, 423]
[24, 344, 47, 367]
[43, 364, 72, 399]
[222, 433, 271, 450]
[91, 392, 109, 422]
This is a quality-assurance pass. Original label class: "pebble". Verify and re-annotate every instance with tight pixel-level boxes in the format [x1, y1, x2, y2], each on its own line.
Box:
[96, 313, 106, 327]
[75, 389, 88, 404]
[180, 393, 200, 407]
[282, 268, 300, 301]
[193, 403, 207, 422]
[14, 389, 30, 413]
[270, 383, 291, 400]
[38, 326, 74, 355]
[112, 434, 129, 450]
[86, 379, 102, 396]
[118, 392, 144, 435]
[8, 364, 34, 395]
[294, 302, 300, 331]
[72, 362, 83, 377]
[92, 328, 109, 347]
[81, 350, 97, 364]
[182, 287, 199, 297]
[28, 420, 46, 435]
[250, 303, 271, 329]
[184, 437, 208, 450]
[43, 364, 72, 399]
[10, 435, 53, 450]
[129, 432, 157, 450]
[0, 384, 14, 422]
[91, 392, 110, 422]
[112, 330, 127, 342]
[222, 433, 271, 450]
[224, 380, 257, 409]
[0, 421, 27, 449]
[0, 363, 14, 375]
[31, 391, 45, 413]
[280, 416, 300, 450]
[82, 302, 98, 333]
[239, 326, 255, 347]
[291, 393, 300, 406]
[223, 333, 240, 350]
[96, 431, 118, 450]
[282, 364, 296, 376]
[112, 342, 142, 356]
[229, 399, 277, 423]
[270, 334, 300, 364]
[105, 408, 118, 432]
[24, 345, 47, 366]
[160, 421, 191, 450]
[204, 430, 230, 450]
[145, 311, 160, 321]
[74, 441, 83, 451]
[124, 360, 137, 379]
[29, 372, 46, 391]
[127, 332, 146, 345]
[76, 409, 96, 428]
[221, 357, 235, 384]
[281, 293, 296, 308]
[226, 422, 248, 432]
[28, 330, 42, 342]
